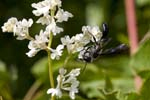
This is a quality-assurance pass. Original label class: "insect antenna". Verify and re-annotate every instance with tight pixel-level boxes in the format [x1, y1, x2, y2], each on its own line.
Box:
[80, 63, 88, 75]
[101, 23, 109, 39]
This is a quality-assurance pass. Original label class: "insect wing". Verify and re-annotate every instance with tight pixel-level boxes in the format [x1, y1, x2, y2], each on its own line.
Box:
[101, 44, 129, 55]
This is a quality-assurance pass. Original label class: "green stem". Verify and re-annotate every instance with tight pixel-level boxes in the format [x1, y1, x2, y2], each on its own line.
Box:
[47, 50, 54, 88]
[47, 32, 55, 100]
[27, 35, 34, 41]
[47, 7, 56, 100]
[51, 8, 56, 16]
[63, 54, 72, 68]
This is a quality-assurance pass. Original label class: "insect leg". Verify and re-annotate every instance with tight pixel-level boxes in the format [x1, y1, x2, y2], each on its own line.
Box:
[80, 63, 87, 75]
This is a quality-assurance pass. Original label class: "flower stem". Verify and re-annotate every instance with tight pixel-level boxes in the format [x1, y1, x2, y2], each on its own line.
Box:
[63, 54, 72, 67]
[47, 32, 55, 100]
[27, 35, 34, 41]
[46, 7, 56, 100]
[47, 50, 54, 88]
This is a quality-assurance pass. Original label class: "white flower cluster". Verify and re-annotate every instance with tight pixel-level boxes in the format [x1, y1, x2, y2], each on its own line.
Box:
[27, 0, 73, 58]
[26, 30, 49, 57]
[2, 17, 33, 40]
[61, 26, 103, 55]
[31, 0, 73, 35]
[2, 0, 73, 59]
[48, 44, 64, 60]
[47, 68, 80, 99]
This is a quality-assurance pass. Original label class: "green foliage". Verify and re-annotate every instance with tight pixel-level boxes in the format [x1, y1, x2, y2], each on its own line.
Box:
[140, 77, 150, 100]
[0, 61, 9, 81]
[99, 76, 118, 100]
[126, 92, 139, 100]
[136, 0, 150, 6]
[60, 94, 86, 100]
[130, 38, 150, 76]
[99, 89, 118, 100]
[31, 57, 48, 80]
[0, 61, 13, 100]
[104, 76, 113, 92]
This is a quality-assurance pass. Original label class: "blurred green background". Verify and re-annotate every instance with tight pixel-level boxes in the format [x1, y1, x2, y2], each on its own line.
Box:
[0, 0, 150, 100]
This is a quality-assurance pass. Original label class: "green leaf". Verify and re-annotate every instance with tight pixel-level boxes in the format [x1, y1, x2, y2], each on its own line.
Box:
[0, 60, 10, 84]
[0, 86, 13, 100]
[80, 80, 104, 98]
[31, 57, 48, 80]
[138, 70, 150, 79]
[104, 75, 113, 92]
[0, 61, 6, 72]
[80, 78, 134, 99]
[95, 55, 132, 78]
[136, 0, 150, 6]
[0, 61, 13, 100]
[99, 89, 118, 100]
[61, 93, 86, 100]
[126, 92, 139, 100]
[112, 78, 135, 93]
[117, 33, 129, 45]
[140, 77, 150, 100]
[130, 39, 150, 75]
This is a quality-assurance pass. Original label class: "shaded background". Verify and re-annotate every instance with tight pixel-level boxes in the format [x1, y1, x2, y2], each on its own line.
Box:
[0, 0, 150, 100]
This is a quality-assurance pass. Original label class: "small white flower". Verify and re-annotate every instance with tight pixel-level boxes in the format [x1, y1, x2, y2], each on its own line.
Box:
[1, 17, 18, 32]
[59, 67, 67, 75]
[82, 26, 102, 42]
[47, 88, 62, 98]
[46, 18, 63, 35]
[36, 15, 52, 25]
[26, 48, 40, 57]
[26, 30, 49, 57]
[31, 0, 62, 16]
[13, 18, 33, 40]
[61, 34, 88, 54]
[69, 80, 79, 99]
[50, 44, 64, 60]
[71, 34, 83, 42]
[47, 68, 80, 99]
[72, 34, 89, 50]
[55, 8, 73, 22]
[67, 68, 80, 77]
[31, 0, 50, 16]
[61, 35, 73, 46]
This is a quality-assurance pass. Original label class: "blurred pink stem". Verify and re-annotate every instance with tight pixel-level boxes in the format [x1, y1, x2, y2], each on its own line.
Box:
[124, 0, 142, 91]
[125, 0, 138, 54]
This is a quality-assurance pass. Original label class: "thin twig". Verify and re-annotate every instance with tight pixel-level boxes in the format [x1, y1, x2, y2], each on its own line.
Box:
[0, 96, 3, 100]
[23, 80, 42, 100]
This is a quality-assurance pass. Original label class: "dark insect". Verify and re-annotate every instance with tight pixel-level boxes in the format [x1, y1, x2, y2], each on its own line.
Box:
[79, 23, 128, 73]
[80, 23, 128, 71]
